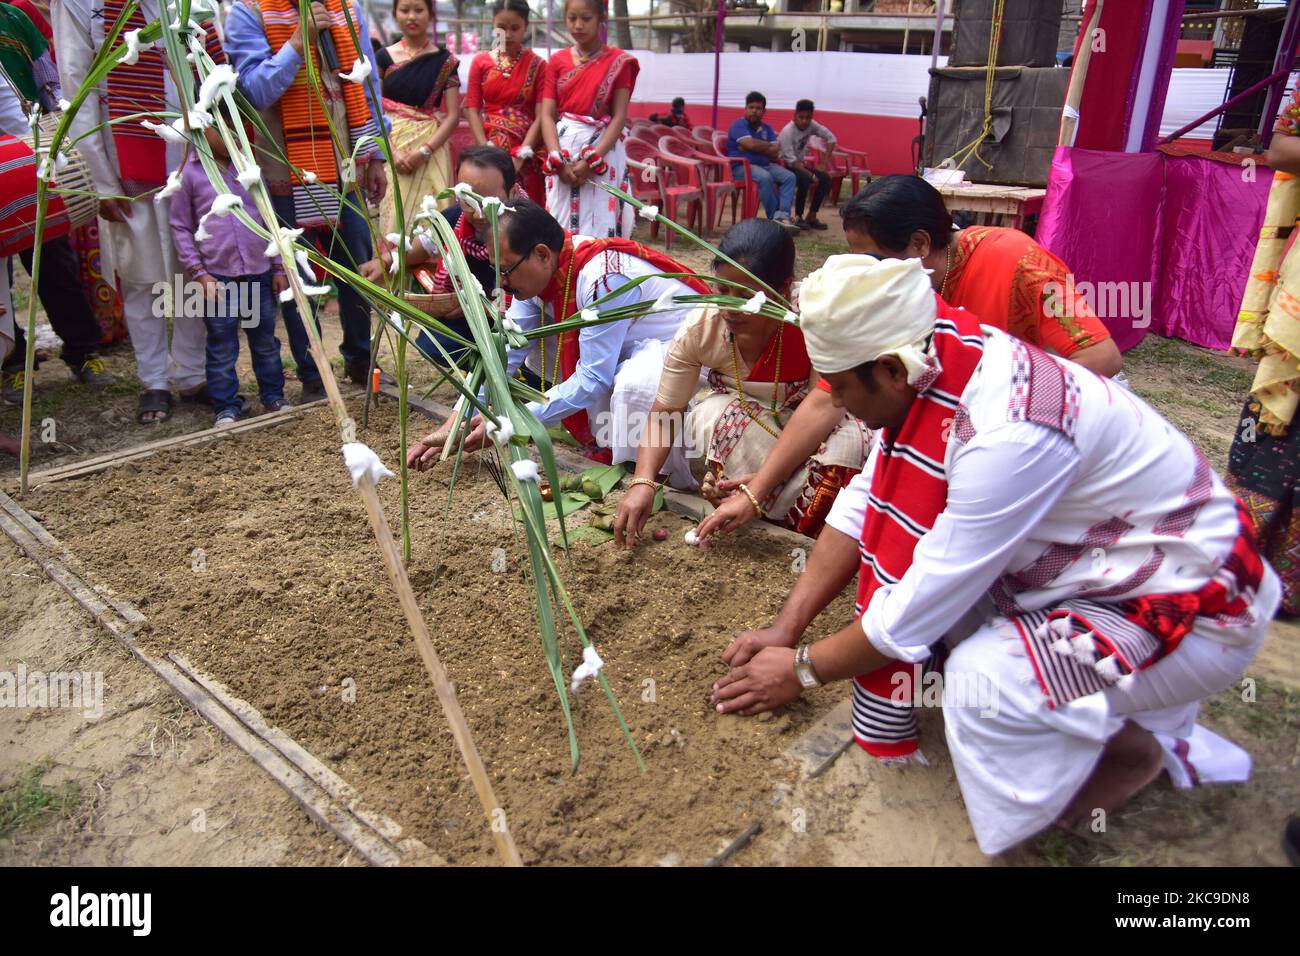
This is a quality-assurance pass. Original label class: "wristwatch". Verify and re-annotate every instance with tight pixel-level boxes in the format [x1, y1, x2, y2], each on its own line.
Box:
[794, 644, 822, 689]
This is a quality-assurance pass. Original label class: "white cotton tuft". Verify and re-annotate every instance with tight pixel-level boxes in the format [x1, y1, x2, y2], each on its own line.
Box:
[1070, 634, 1097, 665]
[651, 286, 678, 314]
[186, 108, 214, 129]
[782, 309, 798, 324]
[580, 308, 598, 324]
[300, 283, 332, 297]
[154, 169, 183, 202]
[511, 458, 540, 482]
[36, 157, 52, 181]
[197, 64, 239, 111]
[141, 119, 186, 145]
[209, 193, 242, 217]
[684, 530, 699, 546]
[452, 181, 482, 217]
[1094, 655, 1123, 683]
[385, 233, 414, 251]
[741, 291, 767, 314]
[121, 29, 143, 66]
[502, 318, 523, 333]
[263, 227, 303, 259]
[302, 170, 318, 184]
[57, 98, 71, 112]
[278, 286, 295, 303]
[338, 56, 373, 83]
[341, 442, 395, 488]
[485, 416, 515, 445]
[194, 219, 212, 243]
[294, 249, 313, 277]
[570, 645, 605, 692]
[236, 165, 262, 188]
[481, 196, 506, 215]
[388, 255, 401, 275]
[637, 204, 659, 221]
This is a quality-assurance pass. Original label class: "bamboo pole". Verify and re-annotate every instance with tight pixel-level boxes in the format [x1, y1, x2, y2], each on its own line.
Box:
[283, 191, 521, 867]
[1058, 0, 1104, 148]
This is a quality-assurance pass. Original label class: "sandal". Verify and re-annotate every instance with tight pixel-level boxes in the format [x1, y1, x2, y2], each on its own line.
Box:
[138, 389, 173, 425]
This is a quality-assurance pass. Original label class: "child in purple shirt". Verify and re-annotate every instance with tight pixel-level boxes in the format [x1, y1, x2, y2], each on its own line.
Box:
[167, 113, 290, 426]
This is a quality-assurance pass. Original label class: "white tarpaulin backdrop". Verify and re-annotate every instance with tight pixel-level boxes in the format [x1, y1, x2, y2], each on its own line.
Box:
[573, 49, 1276, 140]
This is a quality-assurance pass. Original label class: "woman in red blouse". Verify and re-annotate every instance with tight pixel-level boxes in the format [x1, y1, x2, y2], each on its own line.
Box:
[464, 0, 548, 204]
[539, 0, 639, 237]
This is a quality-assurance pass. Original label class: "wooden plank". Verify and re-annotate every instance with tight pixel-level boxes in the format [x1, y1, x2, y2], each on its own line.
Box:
[782, 697, 855, 779]
[26, 399, 329, 487]
[705, 821, 763, 867]
[0, 489, 435, 866]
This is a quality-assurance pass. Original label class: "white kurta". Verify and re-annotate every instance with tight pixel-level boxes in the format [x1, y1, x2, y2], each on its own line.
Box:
[504, 238, 695, 484]
[52, 0, 206, 391]
[824, 326, 1280, 854]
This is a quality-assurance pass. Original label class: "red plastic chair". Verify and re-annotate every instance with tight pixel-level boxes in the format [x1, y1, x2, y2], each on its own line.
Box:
[804, 136, 847, 208]
[625, 139, 667, 244]
[710, 130, 759, 220]
[659, 136, 737, 234]
[690, 126, 716, 147]
[626, 139, 701, 249]
[836, 146, 872, 199]
[650, 123, 674, 139]
[631, 126, 662, 146]
[668, 126, 695, 145]
[655, 151, 704, 248]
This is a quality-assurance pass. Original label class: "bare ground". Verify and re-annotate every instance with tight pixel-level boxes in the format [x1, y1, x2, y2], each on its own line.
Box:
[1, 207, 1296, 866]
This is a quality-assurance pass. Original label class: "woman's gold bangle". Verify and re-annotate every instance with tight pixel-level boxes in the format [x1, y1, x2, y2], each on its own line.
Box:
[628, 477, 660, 493]
[736, 483, 763, 519]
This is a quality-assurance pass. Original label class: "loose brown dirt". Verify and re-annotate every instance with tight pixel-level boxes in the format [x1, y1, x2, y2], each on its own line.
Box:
[25, 400, 854, 864]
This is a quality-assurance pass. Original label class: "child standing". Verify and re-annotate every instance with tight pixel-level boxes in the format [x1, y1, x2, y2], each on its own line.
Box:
[777, 99, 838, 231]
[167, 116, 290, 427]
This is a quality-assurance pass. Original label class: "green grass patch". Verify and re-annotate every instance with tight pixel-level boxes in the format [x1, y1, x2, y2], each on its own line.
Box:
[0, 758, 79, 839]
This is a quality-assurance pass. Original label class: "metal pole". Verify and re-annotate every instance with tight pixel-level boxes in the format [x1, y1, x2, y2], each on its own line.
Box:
[930, 0, 943, 72]
[712, 0, 723, 128]
[1257, 0, 1300, 149]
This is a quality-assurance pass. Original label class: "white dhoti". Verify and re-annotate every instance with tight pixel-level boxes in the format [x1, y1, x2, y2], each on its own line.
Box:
[55, 0, 206, 394]
[591, 337, 695, 489]
[941, 566, 1280, 855]
[112, 205, 206, 392]
[547, 117, 634, 239]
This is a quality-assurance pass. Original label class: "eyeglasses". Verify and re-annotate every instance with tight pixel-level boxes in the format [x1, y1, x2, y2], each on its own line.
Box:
[498, 251, 530, 294]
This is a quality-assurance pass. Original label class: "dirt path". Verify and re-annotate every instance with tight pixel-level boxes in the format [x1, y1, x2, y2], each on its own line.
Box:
[0, 542, 348, 865]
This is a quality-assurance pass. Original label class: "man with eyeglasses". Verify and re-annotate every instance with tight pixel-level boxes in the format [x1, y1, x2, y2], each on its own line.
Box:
[362, 144, 532, 376]
[408, 197, 703, 481]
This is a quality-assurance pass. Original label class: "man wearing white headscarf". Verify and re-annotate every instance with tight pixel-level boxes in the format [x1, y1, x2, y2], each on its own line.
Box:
[709, 254, 1280, 855]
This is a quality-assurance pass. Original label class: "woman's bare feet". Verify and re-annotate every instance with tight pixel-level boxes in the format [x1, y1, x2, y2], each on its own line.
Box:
[1056, 720, 1164, 831]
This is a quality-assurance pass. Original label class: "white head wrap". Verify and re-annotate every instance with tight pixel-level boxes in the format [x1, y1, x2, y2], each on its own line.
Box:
[798, 255, 937, 382]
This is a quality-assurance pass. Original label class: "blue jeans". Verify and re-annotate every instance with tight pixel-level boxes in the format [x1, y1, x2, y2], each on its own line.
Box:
[271, 191, 374, 384]
[204, 270, 286, 417]
[735, 163, 796, 219]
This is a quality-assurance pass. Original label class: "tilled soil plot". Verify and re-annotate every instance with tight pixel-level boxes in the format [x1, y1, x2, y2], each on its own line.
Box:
[28, 400, 851, 864]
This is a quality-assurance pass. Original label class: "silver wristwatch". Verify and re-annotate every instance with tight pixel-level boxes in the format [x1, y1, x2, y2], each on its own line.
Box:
[794, 644, 822, 689]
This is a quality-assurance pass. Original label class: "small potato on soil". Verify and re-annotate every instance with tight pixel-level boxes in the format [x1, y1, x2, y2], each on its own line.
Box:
[652, 528, 668, 541]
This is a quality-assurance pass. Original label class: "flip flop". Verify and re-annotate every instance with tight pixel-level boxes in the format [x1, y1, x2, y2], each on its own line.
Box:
[138, 389, 173, 425]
